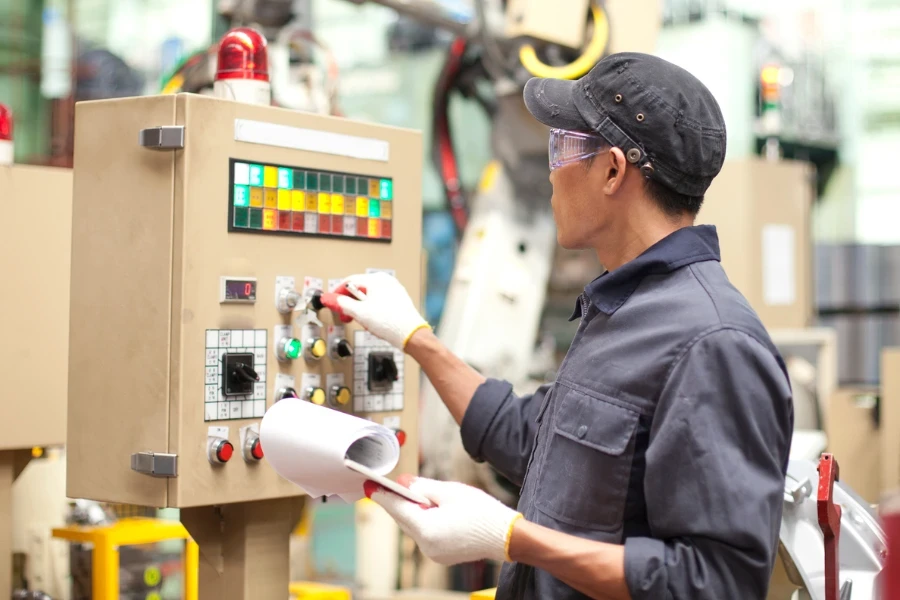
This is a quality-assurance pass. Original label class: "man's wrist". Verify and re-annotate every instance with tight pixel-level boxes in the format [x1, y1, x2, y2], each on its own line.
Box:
[404, 326, 437, 359]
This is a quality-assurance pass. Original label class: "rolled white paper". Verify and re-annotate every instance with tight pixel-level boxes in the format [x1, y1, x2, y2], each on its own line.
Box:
[260, 398, 400, 502]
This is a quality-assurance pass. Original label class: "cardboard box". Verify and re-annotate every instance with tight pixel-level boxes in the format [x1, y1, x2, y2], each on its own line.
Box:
[697, 158, 814, 331]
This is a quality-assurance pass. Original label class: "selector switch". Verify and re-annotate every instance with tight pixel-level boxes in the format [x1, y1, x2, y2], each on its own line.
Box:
[275, 386, 298, 402]
[305, 337, 327, 361]
[208, 439, 234, 465]
[276, 337, 302, 361]
[331, 338, 353, 360]
[329, 385, 352, 407]
[308, 289, 325, 312]
[304, 386, 326, 406]
[368, 351, 399, 392]
[277, 288, 302, 314]
[223, 353, 258, 396]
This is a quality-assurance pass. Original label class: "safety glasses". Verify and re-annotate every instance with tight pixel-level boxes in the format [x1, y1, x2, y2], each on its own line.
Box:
[548, 128, 608, 171]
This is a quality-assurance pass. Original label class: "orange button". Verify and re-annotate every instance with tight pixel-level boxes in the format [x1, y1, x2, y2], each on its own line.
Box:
[263, 209, 277, 230]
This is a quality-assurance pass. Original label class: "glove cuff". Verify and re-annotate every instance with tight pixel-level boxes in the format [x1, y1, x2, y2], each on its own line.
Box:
[472, 508, 523, 564]
[402, 322, 432, 350]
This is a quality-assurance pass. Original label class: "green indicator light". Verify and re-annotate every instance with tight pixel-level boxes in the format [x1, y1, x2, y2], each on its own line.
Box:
[233, 207, 250, 227]
[320, 173, 331, 192]
[249, 208, 263, 229]
[293, 170, 305, 189]
[345, 177, 357, 195]
[369, 199, 380, 217]
[278, 167, 293, 189]
[333, 175, 344, 193]
[307, 173, 318, 191]
[380, 179, 392, 199]
[234, 185, 250, 207]
[284, 338, 302, 360]
[249, 165, 264, 186]
[358, 177, 368, 194]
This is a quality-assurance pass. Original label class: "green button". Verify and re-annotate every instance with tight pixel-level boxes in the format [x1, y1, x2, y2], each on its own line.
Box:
[319, 173, 331, 192]
[249, 208, 263, 229]
[233, 207, 250, 227]
[233, 185, 250, 207]
[368, 199, 380, 217]
[249, 164, 264, 186]
[284, 338, 301, 360]
[306, 172, 318, 191]
[345, 177, 357, 195]
[333, 175, 344, 193]
[278, 167, 293, 189]
[293, 170, 305, 189]
[379, 179, 392, 199]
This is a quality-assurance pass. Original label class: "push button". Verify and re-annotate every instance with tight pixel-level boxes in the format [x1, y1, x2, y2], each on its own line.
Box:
[208, 439, 234, 464]
[329, 385, 351, 407]
[305, 386, 326, 405]
[305, 337, 327, 360]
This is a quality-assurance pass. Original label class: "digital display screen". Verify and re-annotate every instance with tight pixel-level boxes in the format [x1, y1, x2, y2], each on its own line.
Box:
[223, 278, 256, 302]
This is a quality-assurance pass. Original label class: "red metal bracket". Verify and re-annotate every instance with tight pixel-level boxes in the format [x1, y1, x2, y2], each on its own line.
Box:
[817, 453, 842, 600]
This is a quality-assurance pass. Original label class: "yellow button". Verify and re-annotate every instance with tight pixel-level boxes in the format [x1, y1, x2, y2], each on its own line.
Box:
[309, 387, 325, 405]
[356, 197, 368, 217]
[310, 338, 327, 358]
[335, 386, 351, 405]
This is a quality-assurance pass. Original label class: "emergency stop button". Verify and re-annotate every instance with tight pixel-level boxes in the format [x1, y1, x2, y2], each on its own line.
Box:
[395, 429, 407, 447]
[208, 439, 234, 465]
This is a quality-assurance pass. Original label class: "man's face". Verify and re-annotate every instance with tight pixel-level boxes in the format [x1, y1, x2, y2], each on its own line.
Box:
[548, 155, 611, 249]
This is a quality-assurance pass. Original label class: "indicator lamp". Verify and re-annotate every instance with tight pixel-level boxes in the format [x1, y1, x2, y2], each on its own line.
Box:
[277, 337, 302, 361]
[213, 27, 271, 106]
[0, 103, 13, 166]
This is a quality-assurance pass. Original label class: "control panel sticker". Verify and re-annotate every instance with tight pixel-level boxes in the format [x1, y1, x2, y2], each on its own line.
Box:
[229, 158, 393, 243]
[205, 329, 268, 422]
[353, 330, 404, 413]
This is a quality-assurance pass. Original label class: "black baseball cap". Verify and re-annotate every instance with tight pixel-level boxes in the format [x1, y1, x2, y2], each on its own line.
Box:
[523, 52, 726, 197]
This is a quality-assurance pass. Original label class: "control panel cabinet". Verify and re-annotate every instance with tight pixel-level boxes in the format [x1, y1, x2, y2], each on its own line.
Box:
[0, 165, 71, 450]
[67, 94, 423, 508]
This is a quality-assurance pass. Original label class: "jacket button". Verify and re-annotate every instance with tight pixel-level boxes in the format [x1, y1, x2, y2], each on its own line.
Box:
[577, 425, 588, 438]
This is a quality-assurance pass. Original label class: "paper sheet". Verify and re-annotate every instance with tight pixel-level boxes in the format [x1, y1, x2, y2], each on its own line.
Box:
[260, 398, 400, 502]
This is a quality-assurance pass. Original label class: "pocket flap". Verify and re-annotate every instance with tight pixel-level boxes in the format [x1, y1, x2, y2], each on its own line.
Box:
[554, 389, 640, 456]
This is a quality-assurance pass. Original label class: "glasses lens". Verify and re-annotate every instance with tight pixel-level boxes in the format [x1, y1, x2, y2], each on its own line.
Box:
[549, 129, 604, 170]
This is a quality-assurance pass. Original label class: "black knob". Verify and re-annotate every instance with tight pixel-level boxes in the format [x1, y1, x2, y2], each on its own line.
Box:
[335, 339, 353, 358]
[231, 363, 259, 383]
[374, 355, 398, 382]
[309, 289, 325, 311]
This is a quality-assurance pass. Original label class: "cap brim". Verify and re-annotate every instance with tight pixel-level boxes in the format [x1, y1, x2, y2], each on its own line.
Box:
[523, 77, 590, 132]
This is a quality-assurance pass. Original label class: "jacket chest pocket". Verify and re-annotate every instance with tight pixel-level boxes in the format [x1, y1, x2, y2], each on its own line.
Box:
[534, 387, 640, 531]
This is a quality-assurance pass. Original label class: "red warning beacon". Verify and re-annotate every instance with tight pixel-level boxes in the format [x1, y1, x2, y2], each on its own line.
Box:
[213, 27, 271, 106]
[0, 103, 13, 166]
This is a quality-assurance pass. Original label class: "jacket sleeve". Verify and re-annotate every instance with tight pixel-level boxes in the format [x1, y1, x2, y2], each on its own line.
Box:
[459, 378, 552, 486]
[624, 328, 794, 600]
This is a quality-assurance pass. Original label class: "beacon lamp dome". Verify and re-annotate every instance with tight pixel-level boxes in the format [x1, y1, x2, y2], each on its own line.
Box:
[0, 103, 13, 166]
[213, 27, 272, 106]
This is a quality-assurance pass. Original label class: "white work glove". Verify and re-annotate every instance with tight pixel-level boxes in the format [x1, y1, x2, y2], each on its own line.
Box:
[367, 477, 523, 565]
[320, 272, 431, 350]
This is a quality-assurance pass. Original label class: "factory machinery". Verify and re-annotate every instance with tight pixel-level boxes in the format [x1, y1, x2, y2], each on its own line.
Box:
[0, 1, 895, 599]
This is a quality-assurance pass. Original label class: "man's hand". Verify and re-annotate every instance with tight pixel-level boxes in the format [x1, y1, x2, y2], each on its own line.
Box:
[366, 475, 523, 565]
[319, 272, 431, 350]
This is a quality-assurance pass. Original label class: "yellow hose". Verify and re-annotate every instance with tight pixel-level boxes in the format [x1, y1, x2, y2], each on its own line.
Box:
[518, 4, 609, 80]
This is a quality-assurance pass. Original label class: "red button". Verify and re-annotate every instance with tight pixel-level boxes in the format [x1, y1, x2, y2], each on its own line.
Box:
[395, 429, 406, 447]
[217, 441, 234, 462]
[251, 439, 264, 460]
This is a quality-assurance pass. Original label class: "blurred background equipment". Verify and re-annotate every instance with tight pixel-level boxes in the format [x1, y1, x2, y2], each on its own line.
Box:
[2, 0, 900, 597]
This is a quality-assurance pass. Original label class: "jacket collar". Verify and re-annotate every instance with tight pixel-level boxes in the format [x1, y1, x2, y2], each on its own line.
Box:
[569, 224, 721, 320]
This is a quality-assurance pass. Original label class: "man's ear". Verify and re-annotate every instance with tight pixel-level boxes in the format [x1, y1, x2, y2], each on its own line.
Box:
[602, 147, 629, 195]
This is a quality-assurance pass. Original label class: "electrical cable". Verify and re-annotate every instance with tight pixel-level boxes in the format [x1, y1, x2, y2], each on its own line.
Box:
[518, 3, 609, 80]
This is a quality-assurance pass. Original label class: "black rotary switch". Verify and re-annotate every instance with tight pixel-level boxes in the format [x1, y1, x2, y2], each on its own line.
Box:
[309, 289, 325, 311]
[232, 363, 259, 383]
[333, 339, 353, 359]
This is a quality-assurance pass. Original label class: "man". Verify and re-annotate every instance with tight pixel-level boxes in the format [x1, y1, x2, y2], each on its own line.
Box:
[321, 52, 794, 599]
